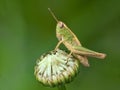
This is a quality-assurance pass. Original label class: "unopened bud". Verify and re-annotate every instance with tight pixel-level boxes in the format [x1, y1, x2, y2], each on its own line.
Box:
[34, 49, 80, 87]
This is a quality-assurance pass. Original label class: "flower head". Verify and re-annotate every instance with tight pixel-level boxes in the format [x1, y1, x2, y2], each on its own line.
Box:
[34, 49, 80, 87]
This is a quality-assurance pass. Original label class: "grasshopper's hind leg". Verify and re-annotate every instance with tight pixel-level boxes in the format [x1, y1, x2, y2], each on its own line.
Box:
[73, 54, 90, 67]
[73, 46, 106, 59]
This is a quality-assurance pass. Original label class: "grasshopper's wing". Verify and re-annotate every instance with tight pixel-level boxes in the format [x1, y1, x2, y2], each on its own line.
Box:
[73, 46, 106, 59]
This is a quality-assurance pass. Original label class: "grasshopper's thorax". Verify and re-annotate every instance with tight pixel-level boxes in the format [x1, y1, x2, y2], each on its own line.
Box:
[56, 21, 81, 48]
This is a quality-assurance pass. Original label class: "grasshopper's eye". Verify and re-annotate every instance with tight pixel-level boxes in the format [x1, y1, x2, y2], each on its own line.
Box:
[58, 21, 64, 29]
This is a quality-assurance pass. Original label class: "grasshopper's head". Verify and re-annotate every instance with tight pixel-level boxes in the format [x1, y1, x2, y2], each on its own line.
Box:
[56, 21, 67, 37]
[56, 21, 70, 41]
[56, 21, 66, 31]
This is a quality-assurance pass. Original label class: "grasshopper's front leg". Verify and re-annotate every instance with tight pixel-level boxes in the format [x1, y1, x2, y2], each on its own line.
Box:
[54, 40, 64, 51]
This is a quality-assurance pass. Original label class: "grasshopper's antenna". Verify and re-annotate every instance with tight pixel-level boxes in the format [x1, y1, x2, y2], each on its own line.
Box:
[48, 8, 59, 22]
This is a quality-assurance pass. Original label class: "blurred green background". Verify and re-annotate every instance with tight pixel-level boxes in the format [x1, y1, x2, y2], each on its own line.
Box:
[0, 0, 120, 90]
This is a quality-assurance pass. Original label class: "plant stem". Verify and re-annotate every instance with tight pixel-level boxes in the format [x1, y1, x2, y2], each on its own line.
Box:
[57, 84, 66, 90]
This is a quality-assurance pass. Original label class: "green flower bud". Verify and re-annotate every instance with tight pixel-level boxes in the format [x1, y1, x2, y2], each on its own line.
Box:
[34, 49, 80, 87]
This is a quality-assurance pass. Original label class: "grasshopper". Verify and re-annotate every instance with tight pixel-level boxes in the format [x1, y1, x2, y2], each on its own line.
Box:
[48, 8, 106, 67]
